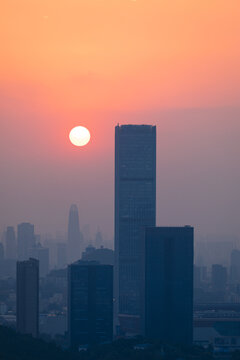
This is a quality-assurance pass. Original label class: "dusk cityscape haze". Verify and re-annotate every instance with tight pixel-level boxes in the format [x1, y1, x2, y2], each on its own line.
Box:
[1, 1, 240, 359]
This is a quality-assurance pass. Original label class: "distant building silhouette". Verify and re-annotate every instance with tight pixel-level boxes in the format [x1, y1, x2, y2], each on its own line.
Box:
[30, 244, 49, 277]
[17, 223, 35, 261]
[194, 265, 208, 290]
[95, 230, 103, 248]
[5, 226, 17, 260]
[68, 261, 113, 348]
[141, 226, 194, 345]
[211, 264, 227, 293]
[57, 242, 67, 269]
[0, 242, 4, 261]
[82, 245, 114, 265]
[68, 205, 82, 263]
[230, 249, 240, 284]
[17, 258, 39, 337]
[115, 124, 156, 334]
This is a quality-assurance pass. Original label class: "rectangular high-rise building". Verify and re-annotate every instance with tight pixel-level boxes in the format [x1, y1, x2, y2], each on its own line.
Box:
[115, 124, 156, 334]
[141, 226, 194, 345]
[16, 258, 39, 337]
[17, 223, 35, 261]
[68, 261, 113, 348]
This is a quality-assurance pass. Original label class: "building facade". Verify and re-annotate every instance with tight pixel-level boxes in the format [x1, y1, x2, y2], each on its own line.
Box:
[115, 124, 156, 334]
[16, 258, 39, 337]
[142, 226, 194, 345]
[68, 261, 113, 348]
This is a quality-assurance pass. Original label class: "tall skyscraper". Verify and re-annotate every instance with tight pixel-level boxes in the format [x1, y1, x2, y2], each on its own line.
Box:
[68, 204, 82, 263]
[115, 124, 156, 334]
[17, 223, 35, 261]
[68, 261, 113, 348]
[17, 258, 39, 337]
[141, 226, 194, 345]
[5, 226, 17, 259]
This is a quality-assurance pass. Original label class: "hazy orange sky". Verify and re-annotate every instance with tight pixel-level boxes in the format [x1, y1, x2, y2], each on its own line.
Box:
[1, 0, 240, 241]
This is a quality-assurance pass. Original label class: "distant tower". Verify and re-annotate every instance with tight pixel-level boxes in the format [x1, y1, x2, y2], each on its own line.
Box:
[17, 258, 39, 337]
[30, 244, 49, 278]
[57, 242, 67, 269]
[230, 249, 240, 284]
[17, 223, 35, 261]
[5, 226, 17, 259]
[95, 229, 103, 248]
[68, 204, 82, 263]
[0, 242, 4, 261]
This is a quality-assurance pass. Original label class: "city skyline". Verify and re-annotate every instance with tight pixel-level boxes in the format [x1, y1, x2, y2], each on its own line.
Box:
[1, 113, 240, 241]
[0, 0, 240, 356]
[1, 1, 240, 241]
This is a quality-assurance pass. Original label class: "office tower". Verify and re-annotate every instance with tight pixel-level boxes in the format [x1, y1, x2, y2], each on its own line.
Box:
[141, 226, 194, 345]
[5, 226, 17, 259]
[17, 258, 39, 337]
[115, 124, 156, 334]
[68, 261, 113, 348]
[212, 264, 227, 292]
[57, 242, 67, 269]
[230, 249, 240, 284]
[68, 204, 82, 263]
[17, 223, 35, 261]
[30, 244, 49, 277]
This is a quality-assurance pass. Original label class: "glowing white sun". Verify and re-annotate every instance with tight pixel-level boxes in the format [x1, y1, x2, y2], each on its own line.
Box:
[69, 126, 91, 147]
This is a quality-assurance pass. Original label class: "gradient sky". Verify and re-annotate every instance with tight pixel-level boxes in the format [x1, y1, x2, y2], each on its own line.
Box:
[1, 0, 240, 241]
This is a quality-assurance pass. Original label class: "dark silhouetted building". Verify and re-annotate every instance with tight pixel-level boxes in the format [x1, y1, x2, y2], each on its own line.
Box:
[68, 261, 113, 348]
[17, 223, 35, 261]
[141, 226, 194, 345]
[5, 226, 17, 260]
[82, 245, 114, 265]
[115, 124, 156, 334]
[17, 258, 39, 337]
[68, 205, 82, 263]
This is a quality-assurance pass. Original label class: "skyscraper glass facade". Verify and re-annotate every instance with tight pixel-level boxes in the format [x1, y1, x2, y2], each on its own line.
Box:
[115, 125, 156, 329]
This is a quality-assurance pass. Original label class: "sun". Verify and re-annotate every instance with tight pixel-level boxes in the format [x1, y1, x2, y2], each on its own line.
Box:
[69, 126, 91, 147]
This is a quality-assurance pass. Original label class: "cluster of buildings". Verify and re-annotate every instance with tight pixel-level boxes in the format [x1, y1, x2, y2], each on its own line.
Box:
[11, 124, 195, 349]
[194, 249, 240, 304]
